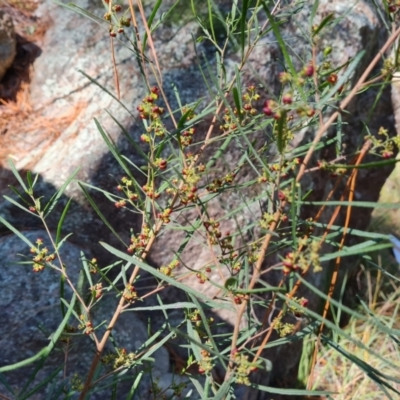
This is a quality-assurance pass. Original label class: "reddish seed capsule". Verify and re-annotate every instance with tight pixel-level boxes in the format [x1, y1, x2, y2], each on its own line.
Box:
[282, 93, 292, 105]
[327, 73, 338, 84]
[262, 107, 272, 115]
[113, 4, 122, 11]
[304, 64, 314, 77]
[307, 108, 315, 117]
[278, 191, 286, 201]
[283, 260, 293, 268]
[382, 151, 394, 159]
[263, 100, 273, 116]
[389, 5, 397, 12]
[300, 298, 309, 307]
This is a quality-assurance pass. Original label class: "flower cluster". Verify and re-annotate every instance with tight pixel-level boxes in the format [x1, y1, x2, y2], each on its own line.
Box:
[103, 3, 131, 37]
[233, 292, 246, 305]
[154, 158, 167, 171]
[219, 247, 240, 274]
[157, 207, 172, 224]
[137, 87, 166, 142]
[220, 85, 260, 133]
[388, 1, 400, 13]
[203, 219, 222, 245]
[142, 183, 160, 199]
[160, 259, 180, 276]
[232, 350, 257, 386]
[257, 159, 301, 185]
[282, 239, 322, 275]
[180, 127, 196, 147]
[365, 126, 400, 159]
[116, 176, 139, 205]
[29, 238, 56, 272]
[122, 283, 138, 303]
[206, 171, 236, 193]
[127, 226, 152, 255]
[288, 296, 309, 318]
[89, 258, 98, 274]
[101, 347, 136, 370]
[263, 63, 316, 121]
[198, 345, 214, 374]
[78, 314, 94, 335]
[90, 283, 103, 300]
[272, 315, 295, 337]
[188, 309, 214, 338]
[178, 106, 197, 147]
[195, 270, 208, 284]
[176, 183, 198, 205]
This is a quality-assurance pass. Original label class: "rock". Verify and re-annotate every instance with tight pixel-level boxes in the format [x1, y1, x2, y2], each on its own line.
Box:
[0, 0, 397, 398]
[0, 229, 173, 398]
[0, 10, 16, 81]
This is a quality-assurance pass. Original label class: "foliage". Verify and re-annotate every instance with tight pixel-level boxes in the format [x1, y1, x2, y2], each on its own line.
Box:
[2, 0, 400, 399]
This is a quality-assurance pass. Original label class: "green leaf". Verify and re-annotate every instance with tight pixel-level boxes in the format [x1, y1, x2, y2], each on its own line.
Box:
[0, 216, 35, 248]
[275, 110, 287, 154]
[232, 87, 242, 122]
[251, 383, 332, 396]
[319, 241, 392, 262]
[52, 1, 107, 26]
[301, 200, 400, 209]
[8, 159, 27, 192]
[123, 302, 198, 312]
[320, 50, 365, 104]
[100, 242, 235, 311]
[55, 198, 72, 246]
[142, 0, 162, 50]
[78, 182, 127, 247]
[19, 365, 64, 400]
[94, 118, 134, 180]
[240, 0, 250, 53]
[312, 13, 334, 37]
[3, 195, 38, 217]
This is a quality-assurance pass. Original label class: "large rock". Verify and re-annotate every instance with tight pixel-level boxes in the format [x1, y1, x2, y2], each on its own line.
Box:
[0, 229, 173, 398]
[0, 10, 16, 81]
[0, 0, 396, 397]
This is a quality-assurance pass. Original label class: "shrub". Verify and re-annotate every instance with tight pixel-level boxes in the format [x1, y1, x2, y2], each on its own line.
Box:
[1, 1, 400, 399]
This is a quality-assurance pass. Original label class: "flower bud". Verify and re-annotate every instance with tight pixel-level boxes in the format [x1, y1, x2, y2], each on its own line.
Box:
[282, 93, 292, 105]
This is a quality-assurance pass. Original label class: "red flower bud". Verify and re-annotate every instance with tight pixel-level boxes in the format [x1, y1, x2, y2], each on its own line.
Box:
[304, 64, 314, 77]
[282, 93, 292, 105]
[263, 107, 273, 116]
[327, 73, 338, 84]
[382, 151, 394, 159]
[278, 191, 286, 201]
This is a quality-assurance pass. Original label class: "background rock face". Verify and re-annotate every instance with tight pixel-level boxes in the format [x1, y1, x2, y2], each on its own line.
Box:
[0, 0, 397, 398]
[0, 10, 16, 81]
[0, 230, 173, 398]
